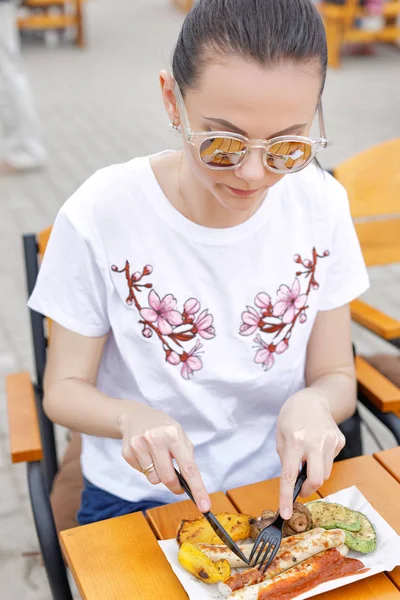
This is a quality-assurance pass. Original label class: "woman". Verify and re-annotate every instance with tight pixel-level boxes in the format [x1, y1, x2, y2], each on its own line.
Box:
[29, 0, 369, 526]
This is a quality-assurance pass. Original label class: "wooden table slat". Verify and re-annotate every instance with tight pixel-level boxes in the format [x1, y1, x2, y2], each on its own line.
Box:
[227, 476, 320, 515]
[60, 511, 187, 600]
[146, 491, 237, 540]
[318, 455, 400, 590]
[374, 447, 400, 483]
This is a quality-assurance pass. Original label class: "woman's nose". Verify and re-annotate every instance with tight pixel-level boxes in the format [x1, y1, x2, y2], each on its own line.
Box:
[234, 147, 266, 183]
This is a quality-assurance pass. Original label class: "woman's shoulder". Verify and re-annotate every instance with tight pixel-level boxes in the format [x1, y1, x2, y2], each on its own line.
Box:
[59, 154, 158, 238]
[286, 163, 346, 198]
[281, 163, 350, 219]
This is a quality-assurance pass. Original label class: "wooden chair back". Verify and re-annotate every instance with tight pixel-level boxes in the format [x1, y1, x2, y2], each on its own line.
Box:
[37, 227, 53, 338]
[38, 226, 52, 258]
[21, 225, 58, 492]
[332, 138, 400, 267]
[171, 0, 194, 11]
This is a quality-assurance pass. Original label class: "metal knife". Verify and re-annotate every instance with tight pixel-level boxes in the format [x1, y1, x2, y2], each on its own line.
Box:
[174, 467, 250, 565]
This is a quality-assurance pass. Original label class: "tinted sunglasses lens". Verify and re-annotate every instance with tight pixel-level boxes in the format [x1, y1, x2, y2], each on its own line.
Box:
[199, 137, 247, 168]
[266, 141, 313, 172]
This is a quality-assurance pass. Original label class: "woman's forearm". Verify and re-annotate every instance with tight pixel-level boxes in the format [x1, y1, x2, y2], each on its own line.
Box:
[306, 368, 357, 424]
[44, 377, 136, 438]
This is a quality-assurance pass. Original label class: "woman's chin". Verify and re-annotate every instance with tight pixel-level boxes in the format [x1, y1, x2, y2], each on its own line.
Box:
[216, 185, 267, 213]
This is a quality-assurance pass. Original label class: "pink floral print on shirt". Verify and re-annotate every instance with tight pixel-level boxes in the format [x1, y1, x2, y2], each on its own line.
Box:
[111, 262, 215, 380]
[239, 248, 329, 371]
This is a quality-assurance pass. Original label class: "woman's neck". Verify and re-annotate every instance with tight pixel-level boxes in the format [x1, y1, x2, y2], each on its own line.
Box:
[151, 151, 264, 229]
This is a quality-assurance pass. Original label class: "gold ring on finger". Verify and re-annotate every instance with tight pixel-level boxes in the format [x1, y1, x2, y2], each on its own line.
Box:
[142, 462, 156, 476]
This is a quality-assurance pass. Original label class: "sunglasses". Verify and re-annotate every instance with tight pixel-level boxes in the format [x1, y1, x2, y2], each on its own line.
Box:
[174, 82, 328, 174]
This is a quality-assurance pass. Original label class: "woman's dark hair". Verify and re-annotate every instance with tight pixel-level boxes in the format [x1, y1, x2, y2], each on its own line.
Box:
[172, 0, 327, 96]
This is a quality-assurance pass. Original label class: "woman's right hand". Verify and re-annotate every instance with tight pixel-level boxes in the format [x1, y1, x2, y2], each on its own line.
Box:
[43, 323, 210, 511]
[118, 401, 211, 512]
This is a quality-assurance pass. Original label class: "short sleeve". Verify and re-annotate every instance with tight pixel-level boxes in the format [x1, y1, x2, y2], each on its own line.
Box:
[28, 208, 110, 337]
[318, 179, 369, 311]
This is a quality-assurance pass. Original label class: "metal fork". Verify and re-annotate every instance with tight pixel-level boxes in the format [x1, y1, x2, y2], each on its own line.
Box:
[248, 462, 308, 573]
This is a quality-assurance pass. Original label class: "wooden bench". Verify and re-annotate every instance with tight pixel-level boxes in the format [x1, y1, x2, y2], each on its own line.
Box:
[319, 0, 400, 68]
[18, 0, 85, 47]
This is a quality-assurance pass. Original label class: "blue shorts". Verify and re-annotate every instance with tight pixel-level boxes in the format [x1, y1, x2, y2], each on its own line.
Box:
[77, 477, 166, 526]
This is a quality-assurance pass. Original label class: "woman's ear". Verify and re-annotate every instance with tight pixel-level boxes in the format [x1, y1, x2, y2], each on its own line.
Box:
[160, 70, 180, 127]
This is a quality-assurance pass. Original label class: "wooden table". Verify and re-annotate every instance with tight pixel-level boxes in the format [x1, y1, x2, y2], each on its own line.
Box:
[60, 449, 400, 600]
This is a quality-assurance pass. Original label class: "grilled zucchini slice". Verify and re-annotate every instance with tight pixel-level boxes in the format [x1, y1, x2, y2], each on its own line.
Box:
[307, 502, 361, 532]
[307, 501, 377, 554]
[344, 511, 377, 554]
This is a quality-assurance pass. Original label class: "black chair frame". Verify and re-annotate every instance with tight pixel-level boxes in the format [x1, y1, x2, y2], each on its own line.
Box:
[23, 233, 73, 600]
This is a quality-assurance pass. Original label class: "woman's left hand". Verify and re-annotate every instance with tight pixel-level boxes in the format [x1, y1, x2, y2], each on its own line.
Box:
[276, 389, 346, 520]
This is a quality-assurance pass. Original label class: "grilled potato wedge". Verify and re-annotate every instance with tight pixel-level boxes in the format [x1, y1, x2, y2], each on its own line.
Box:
[176, 512, 253, 546]
[178, 542, 231, 583]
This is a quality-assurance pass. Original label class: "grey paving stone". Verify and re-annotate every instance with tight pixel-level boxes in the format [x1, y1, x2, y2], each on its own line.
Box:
[0, 553, 51, 600]
[0, 468, 21, 517]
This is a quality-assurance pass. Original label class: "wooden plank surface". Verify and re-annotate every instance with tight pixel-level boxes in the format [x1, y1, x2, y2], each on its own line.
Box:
[60, 511, 187, 600]
[354, 219, 400, 268]
[227, 476, 319, 516]
[18, 15, 78, 29]
[333, 138, 400, 220]
[351, 300, 400, 340]
[355, 356, 400, 413]
[374, 447, 400, 483]
[6, 372, 42, 464]
[344, 25, 400, 43]
[24, 0, 73, 6]
[311, 574, 400, 600]
[147, 491, 237, 540]
[319, 455, 400, 590]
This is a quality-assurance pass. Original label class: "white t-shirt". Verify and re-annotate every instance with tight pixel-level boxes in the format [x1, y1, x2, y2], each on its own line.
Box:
[28, 152, 369, 504]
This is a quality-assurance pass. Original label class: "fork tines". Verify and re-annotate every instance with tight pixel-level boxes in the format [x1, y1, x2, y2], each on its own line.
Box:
[249, 531, 281, 573]
[253, 539, 275, 568]
[258, 540, 280, 573]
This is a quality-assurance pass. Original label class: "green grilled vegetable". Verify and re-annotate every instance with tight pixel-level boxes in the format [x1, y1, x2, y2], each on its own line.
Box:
[344, 511, 377, 554]
[307, 501, 377, 554]
[307, 502, 361, 532]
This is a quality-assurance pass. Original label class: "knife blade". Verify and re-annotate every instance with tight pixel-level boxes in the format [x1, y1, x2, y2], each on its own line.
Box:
[174, 468, 250, 565]
[203, 510, 250, 565]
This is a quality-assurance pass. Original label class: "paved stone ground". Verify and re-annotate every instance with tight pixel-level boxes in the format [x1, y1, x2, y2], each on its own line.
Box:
[0, 1, 399, 598]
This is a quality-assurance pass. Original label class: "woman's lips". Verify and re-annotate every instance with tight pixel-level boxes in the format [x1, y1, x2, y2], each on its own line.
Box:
[225, 185, 261, 197]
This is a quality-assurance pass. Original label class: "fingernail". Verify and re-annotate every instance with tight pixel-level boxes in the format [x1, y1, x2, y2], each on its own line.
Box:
[282, 508, 291, 519]
[200, 500, 210, 512]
